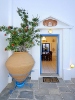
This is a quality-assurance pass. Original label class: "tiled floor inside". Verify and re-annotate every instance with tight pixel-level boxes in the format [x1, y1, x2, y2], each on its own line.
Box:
[42, 56, 57, 73]
[0, 78, 75, 100]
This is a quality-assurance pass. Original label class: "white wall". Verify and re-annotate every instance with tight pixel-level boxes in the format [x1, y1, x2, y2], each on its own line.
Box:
[0, 34, 8, 93]
[12, 0, 75, 25]
[0, 0, 9, 93]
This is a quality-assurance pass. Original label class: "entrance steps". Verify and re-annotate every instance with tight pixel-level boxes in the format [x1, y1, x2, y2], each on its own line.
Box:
[40, 73, 61, 78]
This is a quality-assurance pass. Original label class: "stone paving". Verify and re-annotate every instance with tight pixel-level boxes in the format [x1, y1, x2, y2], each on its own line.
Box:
[0, 78, 75, 100]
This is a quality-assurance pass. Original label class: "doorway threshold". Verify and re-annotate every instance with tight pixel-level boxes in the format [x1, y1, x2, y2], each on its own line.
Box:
[40, 73, 60, 78]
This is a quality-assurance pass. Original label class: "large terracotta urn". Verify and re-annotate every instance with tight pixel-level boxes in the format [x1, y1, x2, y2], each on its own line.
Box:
[5, 52, 34, 82]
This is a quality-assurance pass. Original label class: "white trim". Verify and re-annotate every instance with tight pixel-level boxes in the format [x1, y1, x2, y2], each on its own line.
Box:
[37, 27, 73, 30]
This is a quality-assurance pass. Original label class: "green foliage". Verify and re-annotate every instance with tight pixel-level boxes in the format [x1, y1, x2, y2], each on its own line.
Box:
[0, 8, 40, 52]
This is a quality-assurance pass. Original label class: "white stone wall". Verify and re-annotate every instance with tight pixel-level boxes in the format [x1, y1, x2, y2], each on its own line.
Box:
[0, 0, 9, 93]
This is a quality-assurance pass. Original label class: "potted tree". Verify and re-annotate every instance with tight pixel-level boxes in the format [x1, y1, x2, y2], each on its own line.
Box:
[0, 8, 40, 83]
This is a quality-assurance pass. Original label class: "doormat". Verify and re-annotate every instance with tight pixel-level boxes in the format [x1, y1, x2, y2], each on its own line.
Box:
[43, 77, 59, 83]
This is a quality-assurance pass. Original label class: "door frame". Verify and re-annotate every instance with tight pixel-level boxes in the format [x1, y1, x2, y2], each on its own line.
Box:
[40, 34, 59, 74]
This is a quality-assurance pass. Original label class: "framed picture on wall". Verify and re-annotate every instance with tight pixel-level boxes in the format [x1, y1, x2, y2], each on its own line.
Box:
[42, 43, 50, 54]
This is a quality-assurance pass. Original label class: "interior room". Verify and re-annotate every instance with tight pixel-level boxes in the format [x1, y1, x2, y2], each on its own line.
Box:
[41, 36, 57, 74]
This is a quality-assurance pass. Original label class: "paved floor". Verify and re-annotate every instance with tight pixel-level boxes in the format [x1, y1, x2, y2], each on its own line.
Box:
[0, 78, 75, 100]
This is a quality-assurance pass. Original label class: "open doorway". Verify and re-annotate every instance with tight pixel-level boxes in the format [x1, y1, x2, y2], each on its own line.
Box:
[40, 34, 59, 75]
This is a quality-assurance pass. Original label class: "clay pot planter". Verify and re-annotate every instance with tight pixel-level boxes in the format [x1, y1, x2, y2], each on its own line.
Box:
[5, 52, 34, 82]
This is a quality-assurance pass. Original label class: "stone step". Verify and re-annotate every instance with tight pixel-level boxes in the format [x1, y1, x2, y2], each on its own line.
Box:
[40, 73, 60, 78]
